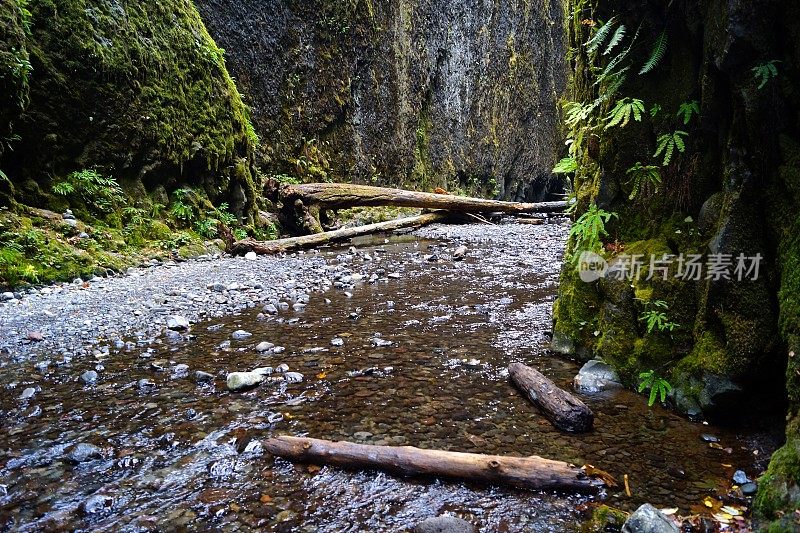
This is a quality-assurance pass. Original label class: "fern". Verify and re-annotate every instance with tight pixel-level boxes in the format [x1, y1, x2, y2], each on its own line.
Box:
[553, 157, 578, 174]
[752, 60, 780, 90]
[605, 98, 644, 129]
[604, 25, 626, 55]
[626, 162, 662, 200]
[676, 100, 700, 125]
[569, 203, 617, 257]
[654, 130, 688, 166]
[585, 16, 618, 54]
[649, 103, 662, 118]
[638, 370, 673, 407]
[639, 31, 668, 74]
[52, 181, 75, 196]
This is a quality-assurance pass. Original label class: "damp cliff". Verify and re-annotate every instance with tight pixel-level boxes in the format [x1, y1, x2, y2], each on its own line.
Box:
[195, 0, 566, 201]
[0, 0, 258, 218]
[551, 0, 800, 526]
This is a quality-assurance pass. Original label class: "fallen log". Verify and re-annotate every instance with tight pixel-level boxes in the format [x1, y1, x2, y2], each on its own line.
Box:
[227, 211, 449, 255]
[509, 362, 594, 433]
[266, 181, 567, 233]
[263, 435, 599, 494]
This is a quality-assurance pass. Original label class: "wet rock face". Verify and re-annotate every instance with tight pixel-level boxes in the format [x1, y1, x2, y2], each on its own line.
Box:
[195, 0, 566, 201]
[621, 504, 679, 533]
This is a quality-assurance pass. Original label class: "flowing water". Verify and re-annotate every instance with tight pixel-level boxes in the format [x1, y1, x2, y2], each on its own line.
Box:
[0, 223, 781, 531]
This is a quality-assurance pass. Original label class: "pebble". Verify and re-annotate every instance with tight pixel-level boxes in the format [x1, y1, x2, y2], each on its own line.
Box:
[65, 443, 103, 463]
[255, 341, 275, 352]
[741, 482, 758, 496]
[193, 371, 215, 383]
[732, 470, 750, 485]
[700, 434, 719, 443]
[80, 370, 98, 384]
[81, 494, 113, 515]
[226, 371, 264, 391]
[275, 363, 289, 373]
[231, 330, 252, 340]
[331, 338, 344, 347]
[244, 252, 258, 261]
[284, 372, 303, 383]
[19, 387, 36, 400]
[166, 316, 190, 331]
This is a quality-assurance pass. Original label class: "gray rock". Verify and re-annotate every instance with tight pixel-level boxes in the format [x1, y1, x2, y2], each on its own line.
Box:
[413, 516, 476, 533]
[226, 371, 264, 391]
[138, 379, 156, 391]
[166, 315, 190, 331]
[231, 330, 252, 340]
[81, 494, 113, 514]
[80, 370, 98, 384]
[19, 387, 36, 400]
[193, 371, 215, 383]
[732, 470, 750, 485]
[262, 304, 278, 315]
[255, 341, 275, 352]
[284, 372, 303, 383]
[275, 363, 289, 373]
[372, 336, 393, 347]
[253, 367, 273, 376]
[573, 359, 622, 392]
[741, 482, 758, 496]
[698, 373, 743, 414]
[331, 337, 344, 347]
[272, 346, 286, 354]
[65, 443, 103, 463]
[452, 245, 468, 261]
[622, 504, 679, 533]
[1, 292, 14, 301]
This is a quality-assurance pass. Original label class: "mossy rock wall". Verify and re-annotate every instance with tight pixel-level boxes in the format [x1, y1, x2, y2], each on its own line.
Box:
[0, 0, 258, 219]
[195, 0, 566, 201]
[553, 0, 800, 523]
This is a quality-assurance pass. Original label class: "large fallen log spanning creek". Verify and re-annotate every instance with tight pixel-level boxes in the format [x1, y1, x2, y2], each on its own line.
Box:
[266, 181, 567, 234]
[263, 435, 600, 494]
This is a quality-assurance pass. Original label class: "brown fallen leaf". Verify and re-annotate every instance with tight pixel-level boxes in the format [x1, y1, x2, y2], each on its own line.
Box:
[307, 465, 321, 474]
[583, 464, 618, 488]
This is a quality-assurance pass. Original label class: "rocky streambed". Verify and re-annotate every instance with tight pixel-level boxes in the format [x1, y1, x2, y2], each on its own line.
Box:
[0, 221, 782, 531]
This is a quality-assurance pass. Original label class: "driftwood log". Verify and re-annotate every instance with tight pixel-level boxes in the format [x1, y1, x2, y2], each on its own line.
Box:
[509, 363, 594, 433]
[227, 211, 449, 255]
[263, 435, 600, 494]
[266, 181, 567, 234]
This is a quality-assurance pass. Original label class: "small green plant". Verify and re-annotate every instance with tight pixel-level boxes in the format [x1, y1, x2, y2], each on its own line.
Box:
[170, 188, 195, 222]
[195, 218, 219, 238]
[639, 31, 668, 74]
[52, 169, 125, 213]
[122, 207, 146, 228]
[676, 100, 700, 125]
[271, 173, 301, 185]
[654, 130, 688, 166]
[626, 162, 662, 200]
[639, 300, 680, 333]
[569, 203, 617, 256]
[752, 60, 780, 90]
[638, 370, 672, 407]
[649, 103, 662, 118]
[605, 97, 644, 129]
[233, 228, 248, 240]
[553, 157, 578, 174]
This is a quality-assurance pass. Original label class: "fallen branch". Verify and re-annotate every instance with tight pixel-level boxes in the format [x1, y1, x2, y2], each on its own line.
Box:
[227, 211, 449, 255]
[263, 435, 600, 493]
[509, 362, 594, 432]
[266, 181, 566, 233]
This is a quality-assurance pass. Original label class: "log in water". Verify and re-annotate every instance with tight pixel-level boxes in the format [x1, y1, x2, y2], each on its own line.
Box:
[263, 435, 600, 494]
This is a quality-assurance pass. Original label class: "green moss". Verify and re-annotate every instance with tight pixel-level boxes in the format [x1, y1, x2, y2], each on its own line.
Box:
[5, 0, 258, 216]
[754, 417, 800, 521]
[581, 504, 628, 532]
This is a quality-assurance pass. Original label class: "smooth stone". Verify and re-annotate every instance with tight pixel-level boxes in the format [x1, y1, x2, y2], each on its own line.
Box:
[573, 359, 622, 393]
[700, 433, 719, 443]
[65, 443, 103, 463]
[452, 245, 468, 261]
[166, 316, 190, 331]
[732, 470, 750, 485]
[413, 516, 476, 533]
[741, 482, 758, 496]
[284, 372, 303, 383]
[262, 304, 278, 315]
[1, 292, 14, 301]
[226, 371, 264, 391]
[331, 338, 344, 347]
[245, 252, 258, 261]
[19, 387, 36, 400]
[255, 341, 275, 352]
[193, 371, 215, 383]
[622, 504, 679, 533]
[80, 370, 98, 384]
[231, 330, 252, 340]
[275, 363, 289, 373]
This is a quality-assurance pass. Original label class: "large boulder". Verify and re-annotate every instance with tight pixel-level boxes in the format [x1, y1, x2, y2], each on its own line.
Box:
[412, 516, 476, 533]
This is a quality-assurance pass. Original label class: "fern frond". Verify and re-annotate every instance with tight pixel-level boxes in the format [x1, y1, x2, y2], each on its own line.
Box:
[586, 16, 617, 54]
[639, 31, 667, 74]
[604, 25, 626, 55]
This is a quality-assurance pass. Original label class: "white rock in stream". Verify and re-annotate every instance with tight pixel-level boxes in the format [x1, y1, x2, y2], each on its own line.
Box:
[573, 359, 622, 393]
[226, 371, 264, 391]
[166, 315, 190, 331]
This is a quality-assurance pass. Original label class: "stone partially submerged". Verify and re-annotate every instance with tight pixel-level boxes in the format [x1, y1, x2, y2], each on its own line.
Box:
[574, 359, 622, 393]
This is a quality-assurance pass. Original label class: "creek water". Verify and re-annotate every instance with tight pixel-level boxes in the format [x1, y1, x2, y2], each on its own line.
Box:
[0, 223, 781, 531]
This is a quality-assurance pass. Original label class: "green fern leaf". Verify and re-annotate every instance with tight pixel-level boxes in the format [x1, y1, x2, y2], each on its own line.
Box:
[604, 25, 626, 55]
[586, 16, 617, 54]
[639, 31, 667, 74]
